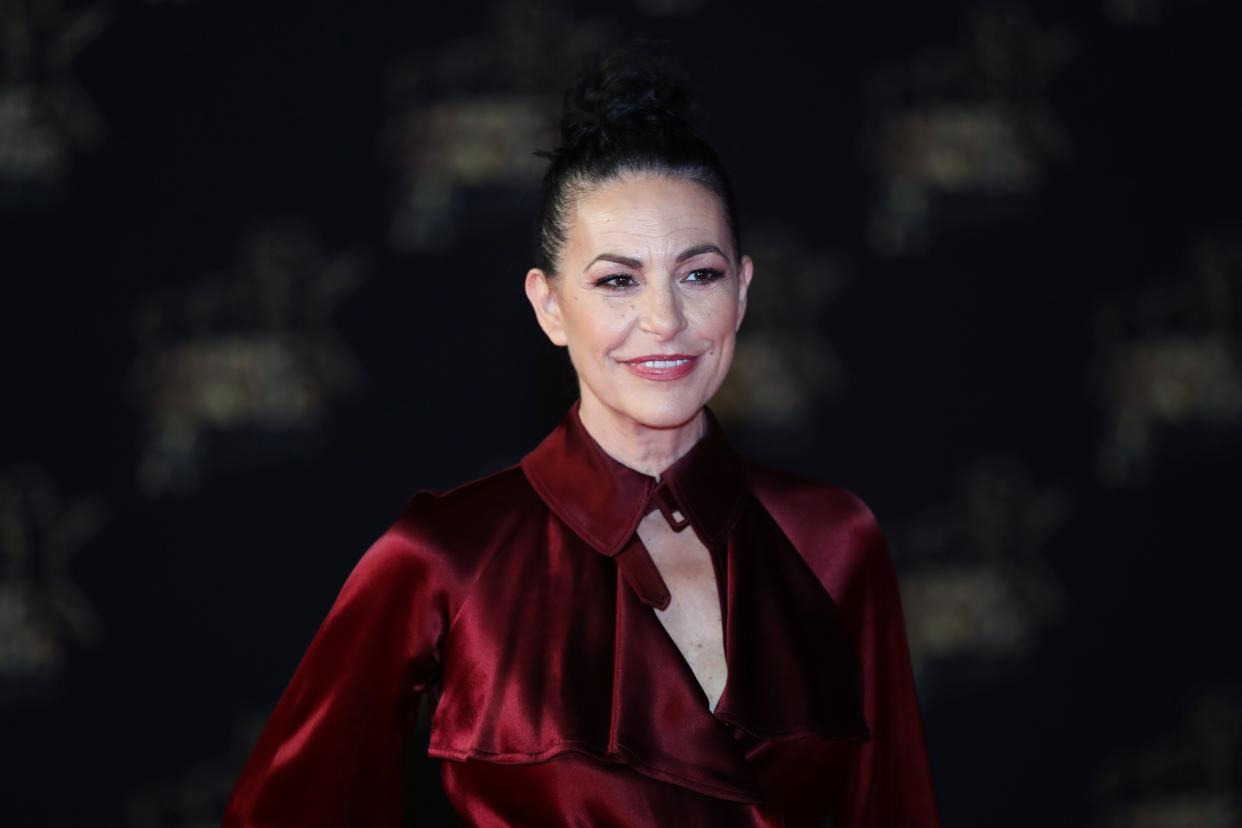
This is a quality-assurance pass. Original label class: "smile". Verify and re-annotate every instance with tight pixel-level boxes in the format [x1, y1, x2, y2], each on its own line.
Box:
[621, 354, 700, 381]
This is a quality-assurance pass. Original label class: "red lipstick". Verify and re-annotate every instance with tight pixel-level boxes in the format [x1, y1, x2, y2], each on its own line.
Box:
[620, 353, 699, 381]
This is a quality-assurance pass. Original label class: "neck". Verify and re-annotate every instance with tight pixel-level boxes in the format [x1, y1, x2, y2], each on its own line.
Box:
[576, 393, 707, 480]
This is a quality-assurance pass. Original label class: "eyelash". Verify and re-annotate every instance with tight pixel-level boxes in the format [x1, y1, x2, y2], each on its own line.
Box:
[594, 269, 726, 290]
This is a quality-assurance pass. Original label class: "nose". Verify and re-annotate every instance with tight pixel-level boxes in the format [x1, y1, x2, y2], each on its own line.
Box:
[638, 277, 687, 338]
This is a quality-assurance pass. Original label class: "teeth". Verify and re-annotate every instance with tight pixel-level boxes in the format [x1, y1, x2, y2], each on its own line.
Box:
[638, 358, 689, 368]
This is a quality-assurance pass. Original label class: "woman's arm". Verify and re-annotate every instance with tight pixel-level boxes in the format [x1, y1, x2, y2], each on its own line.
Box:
[829, 508, 940, 827]
[223, 493, 450, 828]
[751, 469, 941, 826]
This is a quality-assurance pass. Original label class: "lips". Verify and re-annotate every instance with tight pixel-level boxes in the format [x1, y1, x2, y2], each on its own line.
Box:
[620, 353, 699, 381]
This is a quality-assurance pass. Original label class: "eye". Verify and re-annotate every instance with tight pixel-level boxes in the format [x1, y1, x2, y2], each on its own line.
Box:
[594, 273, 638, 290]
[684, 268, 725, 285]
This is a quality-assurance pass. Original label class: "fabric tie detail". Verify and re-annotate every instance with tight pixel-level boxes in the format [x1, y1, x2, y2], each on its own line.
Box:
[650, 481, 691, 532]
[612, 481, 696, 610]
[614, 535, 671, 610]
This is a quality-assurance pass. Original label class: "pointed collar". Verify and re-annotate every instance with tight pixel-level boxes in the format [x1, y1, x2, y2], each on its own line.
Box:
[520, 399, 748, 607]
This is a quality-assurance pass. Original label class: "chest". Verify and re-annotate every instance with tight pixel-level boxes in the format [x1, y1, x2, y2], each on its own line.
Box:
[635, 509, 728, 712]
[429, 493, 871, 814]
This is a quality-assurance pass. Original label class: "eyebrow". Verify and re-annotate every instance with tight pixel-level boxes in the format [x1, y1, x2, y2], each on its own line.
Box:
[583, 243, 729, 273]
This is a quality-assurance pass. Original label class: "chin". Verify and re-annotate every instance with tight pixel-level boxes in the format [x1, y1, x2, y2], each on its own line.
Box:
[578, 361, 727, 432]
[614, 393, 708, 431]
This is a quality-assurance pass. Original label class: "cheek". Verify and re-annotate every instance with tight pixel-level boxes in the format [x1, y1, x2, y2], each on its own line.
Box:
[688, 296, 741, 343]
[564, 300, 632, 354]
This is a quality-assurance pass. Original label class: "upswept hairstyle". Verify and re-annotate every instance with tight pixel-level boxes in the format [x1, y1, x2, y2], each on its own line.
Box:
[533, 47, 742, 275]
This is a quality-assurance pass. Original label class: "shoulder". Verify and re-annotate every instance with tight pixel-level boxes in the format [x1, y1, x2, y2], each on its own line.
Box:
[361, 463, 542, 595]
[744, 459, 893, 605]
[746, 460, 880, 528]
[745, 459, 885, 550]
[389, 463, 540, 546]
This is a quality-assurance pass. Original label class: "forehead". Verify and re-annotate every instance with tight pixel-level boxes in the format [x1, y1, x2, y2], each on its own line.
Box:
[567, 174, 730, 261]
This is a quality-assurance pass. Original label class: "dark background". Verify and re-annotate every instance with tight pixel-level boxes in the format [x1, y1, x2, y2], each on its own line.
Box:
[2, 1, 1240, 825]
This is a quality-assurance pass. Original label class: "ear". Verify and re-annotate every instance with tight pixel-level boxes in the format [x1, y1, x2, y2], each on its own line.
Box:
[734, 254, 754, 332]
[524, 267, 568, 347]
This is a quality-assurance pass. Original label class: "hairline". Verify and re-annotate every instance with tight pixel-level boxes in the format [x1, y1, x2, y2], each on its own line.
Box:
[544, 166, 741, 278]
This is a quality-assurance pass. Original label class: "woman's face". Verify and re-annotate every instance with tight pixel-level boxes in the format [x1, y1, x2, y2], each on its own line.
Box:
[525, 173, 753, 433]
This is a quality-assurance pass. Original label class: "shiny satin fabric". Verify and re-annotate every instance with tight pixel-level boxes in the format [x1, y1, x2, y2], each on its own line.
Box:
[224, 400, 940, 826]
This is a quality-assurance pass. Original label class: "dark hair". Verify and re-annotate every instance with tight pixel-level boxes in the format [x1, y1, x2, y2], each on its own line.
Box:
[533, 48, 741, 275]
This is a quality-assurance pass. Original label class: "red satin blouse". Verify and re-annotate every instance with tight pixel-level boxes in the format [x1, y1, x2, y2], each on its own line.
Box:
[224, 400, 940, 826]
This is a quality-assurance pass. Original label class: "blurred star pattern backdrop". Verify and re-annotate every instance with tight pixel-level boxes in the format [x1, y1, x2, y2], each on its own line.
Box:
[3, 1, 1240, 825]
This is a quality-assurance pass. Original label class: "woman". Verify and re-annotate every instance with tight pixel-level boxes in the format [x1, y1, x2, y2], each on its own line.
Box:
[224, 51, 940, 827]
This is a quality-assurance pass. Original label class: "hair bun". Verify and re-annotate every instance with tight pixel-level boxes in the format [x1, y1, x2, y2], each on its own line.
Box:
[533, 46, 739, 274]
[558, 48, 693, 154]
